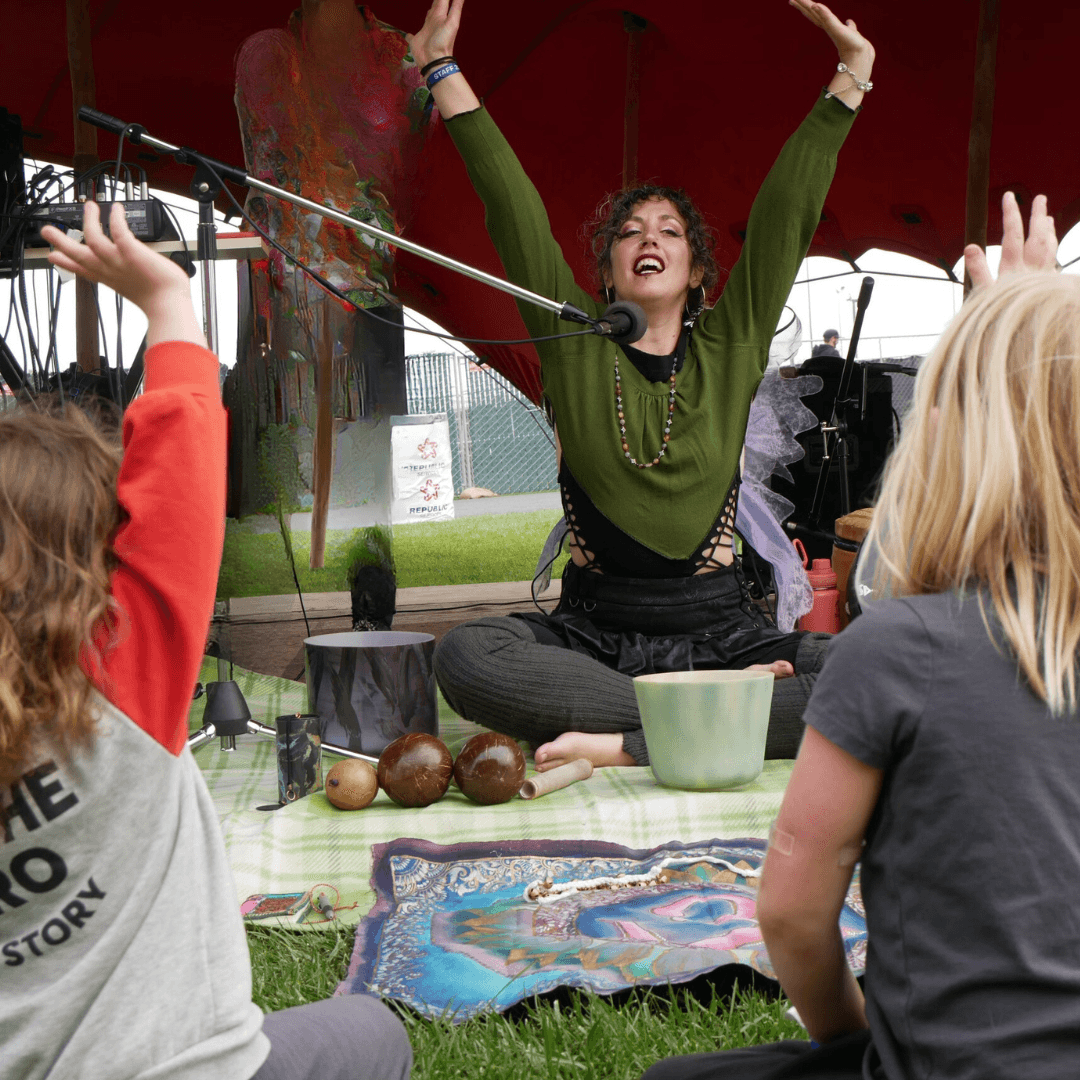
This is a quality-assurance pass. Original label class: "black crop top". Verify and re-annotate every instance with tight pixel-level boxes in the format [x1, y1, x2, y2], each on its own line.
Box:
[560, 462, 740, 578]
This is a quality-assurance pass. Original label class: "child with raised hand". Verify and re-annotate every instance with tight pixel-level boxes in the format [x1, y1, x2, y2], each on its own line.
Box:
[0, 203, 411, 1080]
[642, 191, 1080, 1079]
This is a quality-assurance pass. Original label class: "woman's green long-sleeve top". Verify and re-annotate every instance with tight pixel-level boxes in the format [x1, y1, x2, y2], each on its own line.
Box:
[445, 94, 857, 560]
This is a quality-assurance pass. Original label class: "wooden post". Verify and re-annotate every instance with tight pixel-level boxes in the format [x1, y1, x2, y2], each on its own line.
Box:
[309, 308, 335, 569]
[66, 0, 100, 371]
[622, 13, 647, 189]
[963, 0, 1000, 296]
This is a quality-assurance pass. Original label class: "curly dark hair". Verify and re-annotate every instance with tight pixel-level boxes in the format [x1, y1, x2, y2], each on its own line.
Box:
[586, 185, 720, 306]
[0, 396, 123, 788]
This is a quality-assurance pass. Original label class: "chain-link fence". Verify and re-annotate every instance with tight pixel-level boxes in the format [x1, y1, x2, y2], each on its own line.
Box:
[404, 350, 921, 501]
[406, 352, 557, 496]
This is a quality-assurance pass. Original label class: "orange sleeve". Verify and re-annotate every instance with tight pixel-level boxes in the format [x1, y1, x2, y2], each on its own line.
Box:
[83, 341, 226, 755]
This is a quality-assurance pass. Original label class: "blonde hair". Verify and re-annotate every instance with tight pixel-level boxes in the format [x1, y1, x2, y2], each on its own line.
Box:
[867, 271, 1080, 714]
[0, 399, 123, 788]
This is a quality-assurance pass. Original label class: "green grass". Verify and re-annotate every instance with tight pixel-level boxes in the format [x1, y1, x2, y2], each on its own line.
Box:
[247, 925, 803, 1079]
[248, 923, 358, 1012]
[217, 510, 570, 598]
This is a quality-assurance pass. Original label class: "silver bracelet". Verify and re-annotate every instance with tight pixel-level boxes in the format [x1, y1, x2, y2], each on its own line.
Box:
[827, 61, 873, 95]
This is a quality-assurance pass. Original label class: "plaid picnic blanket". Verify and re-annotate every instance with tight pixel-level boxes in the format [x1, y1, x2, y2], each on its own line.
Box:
[191, 659, 795, 925]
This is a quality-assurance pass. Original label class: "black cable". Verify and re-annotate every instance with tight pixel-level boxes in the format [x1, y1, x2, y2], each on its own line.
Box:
[799, 267, 959, 286]
[30, 255, 42, 362]
[114, 289, 125, 405]
[17, 241, 39, 368]
[94, 288, 109, 370]
[198, 157, 602, 348]
[43, 269, 62, 381]
[221, 594, 559, 628]
[775, 305, 798, 338]
[738, 539, 777, 625]
[107, 154, 127, 403]
[530, 527, 567, 615]
[404, 320, 556, 449]
[113, 130, 129, 190]
[49, 273, 64, 406]
[286, 557, 311, 639]
[154, 198, 192, 264]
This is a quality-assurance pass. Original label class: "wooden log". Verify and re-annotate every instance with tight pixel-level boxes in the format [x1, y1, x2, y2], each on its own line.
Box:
[963, 0, 1001, 297]
[66, 0, 100, 372]
[622, 13, 647, 189]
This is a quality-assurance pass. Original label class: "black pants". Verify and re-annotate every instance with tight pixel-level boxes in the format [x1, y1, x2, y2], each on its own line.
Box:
[640, 1030, 877, 1080]
[434, 562, 831, 765]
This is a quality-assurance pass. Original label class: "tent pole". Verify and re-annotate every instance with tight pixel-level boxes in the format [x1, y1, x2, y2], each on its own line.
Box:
[66, 0, 100, 373]
[309, 306, 334, 570]
[963, 0, 1000, 296]
[622, 13, 646, 189]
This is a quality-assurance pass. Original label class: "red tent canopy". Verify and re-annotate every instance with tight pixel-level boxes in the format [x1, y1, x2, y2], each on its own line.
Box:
[11, 1, 1080, 399]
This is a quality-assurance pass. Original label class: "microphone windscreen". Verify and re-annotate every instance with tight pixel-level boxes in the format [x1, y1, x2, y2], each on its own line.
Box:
[600, 301, 647, 345]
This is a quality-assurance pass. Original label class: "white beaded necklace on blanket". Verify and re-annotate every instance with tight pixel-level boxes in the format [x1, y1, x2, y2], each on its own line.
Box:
[523, 854, 760, 905]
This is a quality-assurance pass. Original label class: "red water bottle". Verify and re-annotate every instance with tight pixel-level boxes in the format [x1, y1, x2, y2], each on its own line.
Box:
[794, 540, 840, 633]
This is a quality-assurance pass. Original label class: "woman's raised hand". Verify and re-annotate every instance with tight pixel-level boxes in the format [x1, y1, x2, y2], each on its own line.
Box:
[789, 0, 875, 65]
[965, 192, 1059, 289]
[407, 0, 464, 70]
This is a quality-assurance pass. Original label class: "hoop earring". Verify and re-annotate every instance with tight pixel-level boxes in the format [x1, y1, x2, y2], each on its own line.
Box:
[603, 284, 615, 305]
[684, 284, 705, 324]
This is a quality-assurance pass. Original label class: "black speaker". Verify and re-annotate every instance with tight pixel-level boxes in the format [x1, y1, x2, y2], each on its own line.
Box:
[0, 108, 26, 279]
[771, 357, 895, 561]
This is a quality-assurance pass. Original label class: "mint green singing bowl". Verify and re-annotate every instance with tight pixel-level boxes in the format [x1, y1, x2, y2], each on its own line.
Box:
[633, 670, 776, 791]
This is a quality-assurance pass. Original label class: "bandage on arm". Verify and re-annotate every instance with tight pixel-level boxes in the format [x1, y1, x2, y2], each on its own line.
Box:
[768, 823, 862, 866]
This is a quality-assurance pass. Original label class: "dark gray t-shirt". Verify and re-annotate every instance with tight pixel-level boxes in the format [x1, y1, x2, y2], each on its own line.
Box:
[805, 591, 1080, 1080]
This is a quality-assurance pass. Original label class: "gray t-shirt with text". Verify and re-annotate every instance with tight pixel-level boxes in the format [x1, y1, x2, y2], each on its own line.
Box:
[806, 591, 1080, 1080]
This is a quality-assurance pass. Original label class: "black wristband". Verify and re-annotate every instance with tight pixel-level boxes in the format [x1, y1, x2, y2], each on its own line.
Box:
[420, 55, 456, 77]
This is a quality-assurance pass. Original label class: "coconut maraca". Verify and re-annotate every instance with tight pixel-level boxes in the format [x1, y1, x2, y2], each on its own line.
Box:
[376, 733, 453, 808]
[453, 732, 526, 805]
[324, 758, 379, 810]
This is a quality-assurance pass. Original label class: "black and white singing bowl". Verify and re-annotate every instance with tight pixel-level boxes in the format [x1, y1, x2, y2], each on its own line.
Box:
[304, 631, 437, 757]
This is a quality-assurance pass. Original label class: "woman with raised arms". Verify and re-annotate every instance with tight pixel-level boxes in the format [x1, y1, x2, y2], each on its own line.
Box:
[410, 0, 874, 771]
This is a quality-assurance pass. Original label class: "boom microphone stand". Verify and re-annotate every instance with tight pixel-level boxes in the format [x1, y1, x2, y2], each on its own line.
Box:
[76, 107, 641, 343]
[806, 275, 875, 534]
[75, 107, 648, 766]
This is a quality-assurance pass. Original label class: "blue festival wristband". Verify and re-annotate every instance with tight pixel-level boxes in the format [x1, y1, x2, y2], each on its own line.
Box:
[426, 62, 460, 90]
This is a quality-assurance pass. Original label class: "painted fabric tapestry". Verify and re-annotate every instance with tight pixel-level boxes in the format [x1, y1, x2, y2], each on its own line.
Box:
[339, 837, 866, 1020]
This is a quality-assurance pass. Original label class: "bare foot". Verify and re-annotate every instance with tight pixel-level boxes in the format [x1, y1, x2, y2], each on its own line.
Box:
[747, 660, 795, 679]
[533, 731, 635, 771]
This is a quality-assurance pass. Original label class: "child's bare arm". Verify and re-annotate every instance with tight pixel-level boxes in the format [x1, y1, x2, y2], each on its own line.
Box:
[41, 201, 205, 349]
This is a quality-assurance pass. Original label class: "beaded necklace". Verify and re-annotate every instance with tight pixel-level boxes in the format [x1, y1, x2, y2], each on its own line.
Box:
[615, 327, 689, 469]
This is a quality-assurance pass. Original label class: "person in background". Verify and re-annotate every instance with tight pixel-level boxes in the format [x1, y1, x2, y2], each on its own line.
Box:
[810, 328, 841, 357]
[0, 201, 411, 1080]
[641, 192, 1080, 1079]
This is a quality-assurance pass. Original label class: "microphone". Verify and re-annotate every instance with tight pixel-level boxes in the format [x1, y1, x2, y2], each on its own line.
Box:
[78, 106, 140, 139]
[596, 301, 647, 345]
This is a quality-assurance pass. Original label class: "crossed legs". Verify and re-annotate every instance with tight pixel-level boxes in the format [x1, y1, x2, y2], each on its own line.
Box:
[434, 617, 831, 768]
